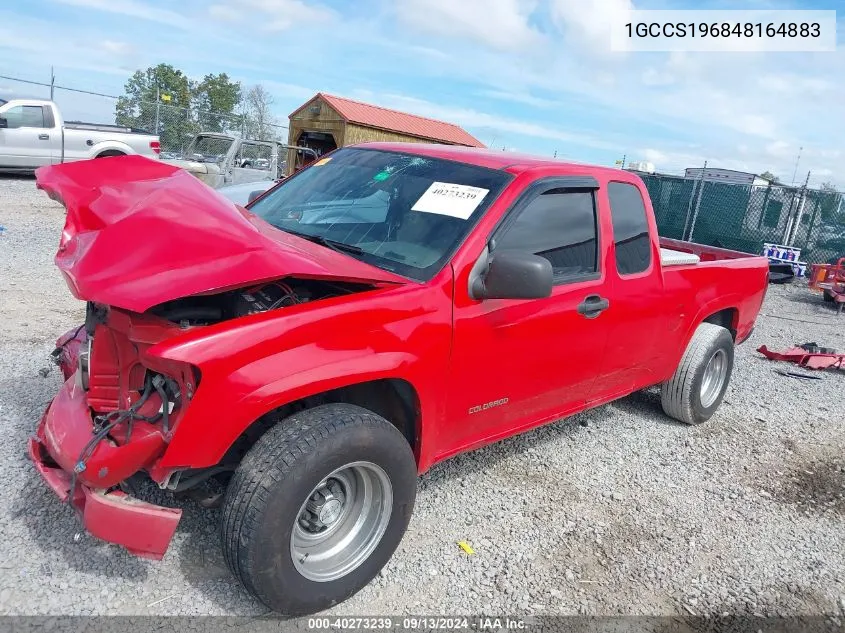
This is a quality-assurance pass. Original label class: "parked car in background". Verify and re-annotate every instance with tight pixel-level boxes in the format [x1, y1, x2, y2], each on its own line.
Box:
[216, 179, 276, 205]
[162, 132, 317, 189]
[0, 99, 160, 170]
[30, 144, 768, 617]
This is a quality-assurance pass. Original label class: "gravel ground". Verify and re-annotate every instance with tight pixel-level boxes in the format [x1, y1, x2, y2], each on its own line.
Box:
[1, 173, 844, 618]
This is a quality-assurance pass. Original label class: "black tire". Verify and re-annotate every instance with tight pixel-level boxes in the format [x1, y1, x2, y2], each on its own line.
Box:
[823, 290, 834, 303]
[221, 403, 417, 616]
[96, 150, 125, 158]
[660, 323, 734, 425]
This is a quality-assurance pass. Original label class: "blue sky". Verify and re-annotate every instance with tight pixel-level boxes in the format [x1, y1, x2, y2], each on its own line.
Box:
[1, 0, 843, 186]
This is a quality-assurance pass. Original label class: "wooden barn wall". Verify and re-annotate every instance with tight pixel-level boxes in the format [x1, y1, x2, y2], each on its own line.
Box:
[288, 98, 345, 145]
[343, 124, 447, 146]
[286, 97, 346, 172]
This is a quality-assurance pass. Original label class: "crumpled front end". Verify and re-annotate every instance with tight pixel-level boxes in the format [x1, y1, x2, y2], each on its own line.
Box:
[29, 314, 195, 559]
[29, 377, 182, 560]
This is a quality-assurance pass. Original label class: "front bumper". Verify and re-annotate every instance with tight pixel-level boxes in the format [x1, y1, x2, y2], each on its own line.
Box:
[29, 378, 182, 560]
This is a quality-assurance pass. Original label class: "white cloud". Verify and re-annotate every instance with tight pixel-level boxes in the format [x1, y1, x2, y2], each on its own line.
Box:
[99, 40, 133, 55]
[641, 68, 675, 87]
[373, 92, 625, 152]
[395, 0, 543, 52]
[228, 0, 337, 31]
[550, 0, 633, 56]
[478, 89, 559, 109]
[209, 5, 244, 22]
[49, 0, 191, 29]
[6, 1, 845, 188]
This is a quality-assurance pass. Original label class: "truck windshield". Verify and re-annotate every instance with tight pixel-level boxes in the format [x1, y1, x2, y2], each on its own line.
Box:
[248, 148, 512, 281]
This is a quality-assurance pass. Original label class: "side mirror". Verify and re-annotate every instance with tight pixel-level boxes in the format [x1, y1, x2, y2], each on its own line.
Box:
[247, 190, 265, 204]
[471, 251, 554, 300]
[0, 117, 7, 128]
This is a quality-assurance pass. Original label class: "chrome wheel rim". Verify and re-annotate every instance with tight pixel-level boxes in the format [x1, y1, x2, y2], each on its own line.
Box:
[700, 349, 728, 408]
[290, 461, 393, 583]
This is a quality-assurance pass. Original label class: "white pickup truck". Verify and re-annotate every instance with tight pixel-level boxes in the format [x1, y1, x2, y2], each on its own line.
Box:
[0, 98, 160, 170]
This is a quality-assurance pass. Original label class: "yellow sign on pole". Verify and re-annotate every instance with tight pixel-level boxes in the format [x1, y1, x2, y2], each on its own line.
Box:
[161, 94, 172, 103]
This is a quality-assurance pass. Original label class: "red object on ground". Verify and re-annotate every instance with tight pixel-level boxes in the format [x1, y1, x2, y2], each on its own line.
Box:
[757, 345, 845, 370]
[29, 146, 769, 558]
[808, 257, 845, 312]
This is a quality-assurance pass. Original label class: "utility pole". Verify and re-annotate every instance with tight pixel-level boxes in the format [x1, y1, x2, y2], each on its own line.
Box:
[791, 146, 803, 185]
[686, 160, 708, 241]
[787, 170, 811, 247]
[683, 160, 707, 240]
[155, 84, 161, 135]
[49, 66, 55, 101]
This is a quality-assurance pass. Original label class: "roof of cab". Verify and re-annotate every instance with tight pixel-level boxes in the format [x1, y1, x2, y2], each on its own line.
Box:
[347, 142, 631, 179]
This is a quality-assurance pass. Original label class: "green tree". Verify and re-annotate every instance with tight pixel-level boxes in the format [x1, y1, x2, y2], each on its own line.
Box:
[193, 73, 242, 133]
[115, 64, 195, 152]
[760, 170, 780, 184]
[817, 181, 842, 224]
[243, 84, 280, 141]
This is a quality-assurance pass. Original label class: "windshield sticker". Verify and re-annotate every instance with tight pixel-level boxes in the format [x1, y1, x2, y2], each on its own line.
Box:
[313, 157, 332, 166]
[411, 182, 489, 220]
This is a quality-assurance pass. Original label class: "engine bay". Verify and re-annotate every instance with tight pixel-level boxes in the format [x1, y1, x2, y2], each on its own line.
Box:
[147, 277, 374, 326]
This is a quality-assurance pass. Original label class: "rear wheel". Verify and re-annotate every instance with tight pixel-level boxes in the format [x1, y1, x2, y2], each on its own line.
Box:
[221, 404, 417, 616]
[96, 150, 125, 158]
[823, 290, 834, 303]
[661, 323, 734, 425]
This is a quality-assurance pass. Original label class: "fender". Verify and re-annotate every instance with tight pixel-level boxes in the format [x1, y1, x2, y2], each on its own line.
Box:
[142, 279, 454, 472]
[665, 292, 742, 377]
[88, 140, 135, 158]
[156, 349, 424, 470]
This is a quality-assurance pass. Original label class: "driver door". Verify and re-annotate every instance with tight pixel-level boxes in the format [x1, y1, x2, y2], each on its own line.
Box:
[0, 104, 57, 168]
[230, 141, 275, 185]
[443, 183, 610, 454]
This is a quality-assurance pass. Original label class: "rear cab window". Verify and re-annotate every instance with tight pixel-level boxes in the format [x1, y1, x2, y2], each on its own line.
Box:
[607, 181, 652, 275]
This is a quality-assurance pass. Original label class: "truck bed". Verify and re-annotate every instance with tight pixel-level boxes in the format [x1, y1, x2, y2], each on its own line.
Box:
[65, 121, 154, 135]
[659, 237, 761, 266]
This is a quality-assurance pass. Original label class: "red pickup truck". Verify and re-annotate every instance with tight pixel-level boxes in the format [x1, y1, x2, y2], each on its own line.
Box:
[31, 145, 768, 616]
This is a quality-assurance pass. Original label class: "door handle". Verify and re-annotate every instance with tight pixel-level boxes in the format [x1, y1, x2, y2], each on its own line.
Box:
[577, 294, 610, 319]
[38, 134, 49, 140]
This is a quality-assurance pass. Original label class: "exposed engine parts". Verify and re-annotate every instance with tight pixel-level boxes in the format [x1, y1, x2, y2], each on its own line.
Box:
[148, 278, 373, 326]
[234, 281, 300, 316]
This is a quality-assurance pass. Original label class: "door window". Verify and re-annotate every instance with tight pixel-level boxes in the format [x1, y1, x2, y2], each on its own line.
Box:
[607, 182, 652, 275]
[4, 105, 46, 129]
[494, 189, 598, 282]
[237, 142, 273, 170]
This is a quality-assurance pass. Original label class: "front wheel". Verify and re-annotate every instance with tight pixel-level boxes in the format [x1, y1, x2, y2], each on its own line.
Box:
[221, 404, 417, 616]
[661, 323, 734, 425]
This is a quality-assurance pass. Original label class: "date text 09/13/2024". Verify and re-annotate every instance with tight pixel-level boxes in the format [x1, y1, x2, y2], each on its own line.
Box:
[306, 617, 527, 630]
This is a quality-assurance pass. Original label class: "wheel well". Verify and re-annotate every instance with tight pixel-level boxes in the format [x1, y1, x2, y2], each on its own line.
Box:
[703, 308, 738, 340]
[220, 379, 421, 467]
[96, 150, 126, 158]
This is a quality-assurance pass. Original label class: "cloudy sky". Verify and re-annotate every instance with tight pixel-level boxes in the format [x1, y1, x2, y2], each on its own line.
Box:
[1, 0, 843, 186]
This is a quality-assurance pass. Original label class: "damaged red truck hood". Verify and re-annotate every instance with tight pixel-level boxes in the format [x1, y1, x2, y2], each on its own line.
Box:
[35, 156, 406, 313]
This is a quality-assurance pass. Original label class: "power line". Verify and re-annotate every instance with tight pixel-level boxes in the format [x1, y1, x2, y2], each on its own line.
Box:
[0, 74, 120, 100]
[0, 73, 289, 130]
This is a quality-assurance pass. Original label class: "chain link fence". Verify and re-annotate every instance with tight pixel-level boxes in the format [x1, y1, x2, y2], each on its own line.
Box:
[0, 74, 289, 157]
[4, 74, 844, 263]
[637, 171, 844, 266]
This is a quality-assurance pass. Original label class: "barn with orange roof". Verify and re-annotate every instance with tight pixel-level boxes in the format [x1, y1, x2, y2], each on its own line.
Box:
[285, 92, 485, 174]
